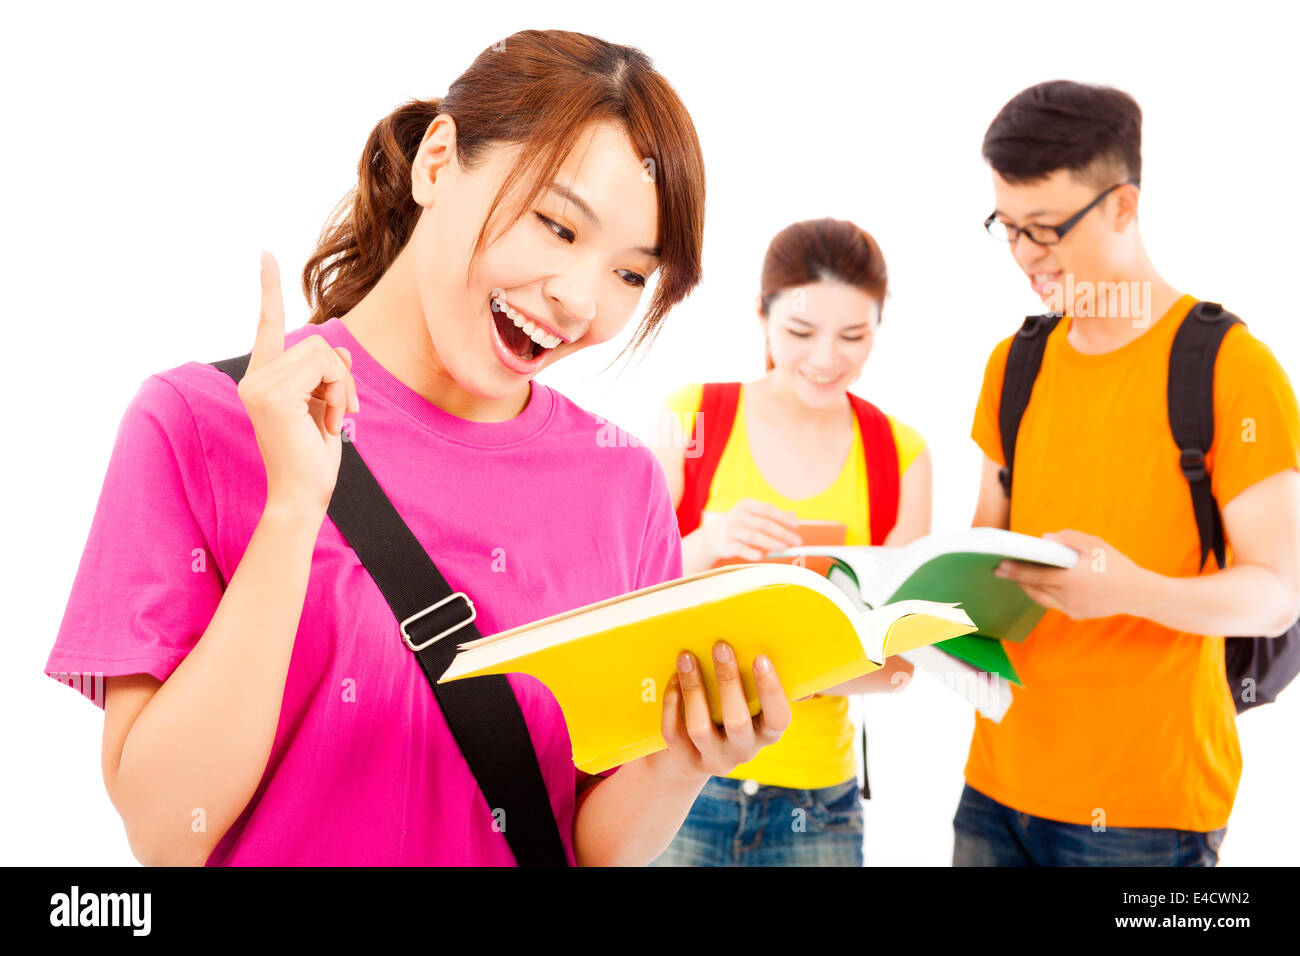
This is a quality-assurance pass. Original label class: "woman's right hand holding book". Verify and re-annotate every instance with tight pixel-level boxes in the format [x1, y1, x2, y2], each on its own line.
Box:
[241, 252, 360, 517]
[701, 498, 803, 563]
[650, 641, 792, 779]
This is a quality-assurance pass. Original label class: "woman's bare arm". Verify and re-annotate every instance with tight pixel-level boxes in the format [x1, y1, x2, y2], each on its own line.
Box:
[103, 500, 325, 865]
[102, 254, 358, 866]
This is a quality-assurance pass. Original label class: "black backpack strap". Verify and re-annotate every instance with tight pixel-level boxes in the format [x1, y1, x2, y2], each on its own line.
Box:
[1165, 303, 1300, 714]
[210, 352, 253, 382]
[997, 313, 1064, 498]
[210, 352, 567, 866]
[859, 726, 870, 800]
[1167, 302, 1242, 572]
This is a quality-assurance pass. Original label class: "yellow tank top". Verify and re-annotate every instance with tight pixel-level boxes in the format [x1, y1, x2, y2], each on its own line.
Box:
[662, 381, 927, 789]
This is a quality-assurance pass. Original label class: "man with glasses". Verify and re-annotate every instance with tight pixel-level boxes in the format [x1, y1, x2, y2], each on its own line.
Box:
[956, 80, 1300, 866]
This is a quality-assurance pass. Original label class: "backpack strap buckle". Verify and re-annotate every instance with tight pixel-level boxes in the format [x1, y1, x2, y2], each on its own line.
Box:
[998, 465, 1013, 496]
[400, 592, 478, 652]
[1193, 301, 1227, 323]
[1179, 447, 1208, 483]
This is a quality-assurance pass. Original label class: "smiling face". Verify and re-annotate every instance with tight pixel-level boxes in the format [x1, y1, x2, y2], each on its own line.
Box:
[407, 117, 660, 398]
[989, 167, 1139, 315]
[761, 280, 880, 409]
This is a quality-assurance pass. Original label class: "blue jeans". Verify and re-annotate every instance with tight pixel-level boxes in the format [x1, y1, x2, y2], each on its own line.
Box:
[952, 783, 1227, 866]
[649, 775, 864, 866]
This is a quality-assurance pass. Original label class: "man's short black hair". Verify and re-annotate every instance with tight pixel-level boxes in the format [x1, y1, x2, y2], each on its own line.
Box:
[983, 80, 1142, 188]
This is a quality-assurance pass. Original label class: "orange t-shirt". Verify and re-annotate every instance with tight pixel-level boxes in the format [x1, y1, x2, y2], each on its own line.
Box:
[968, 293, 1300, 831]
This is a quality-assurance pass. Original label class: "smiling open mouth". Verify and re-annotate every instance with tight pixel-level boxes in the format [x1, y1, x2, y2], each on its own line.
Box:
[492, 307, 545, 360]
[489, 294, 563, 363]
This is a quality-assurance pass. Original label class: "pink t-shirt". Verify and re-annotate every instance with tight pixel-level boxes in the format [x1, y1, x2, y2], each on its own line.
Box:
[45, 316, 683, 865]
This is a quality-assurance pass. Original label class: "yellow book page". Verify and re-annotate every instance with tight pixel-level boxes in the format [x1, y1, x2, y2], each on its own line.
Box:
[882, 612, 973, 657]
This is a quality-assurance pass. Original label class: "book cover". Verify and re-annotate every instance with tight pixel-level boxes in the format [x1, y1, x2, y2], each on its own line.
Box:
[439, 563, 976, 772]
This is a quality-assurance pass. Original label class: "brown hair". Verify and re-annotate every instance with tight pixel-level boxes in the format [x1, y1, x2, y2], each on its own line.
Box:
[301, 29, 706, 364]
[982, 80, 1142, 188]
[757, 218, 888, 372]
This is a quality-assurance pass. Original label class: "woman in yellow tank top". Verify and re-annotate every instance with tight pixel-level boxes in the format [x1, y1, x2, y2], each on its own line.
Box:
[648, 218, 932, 866]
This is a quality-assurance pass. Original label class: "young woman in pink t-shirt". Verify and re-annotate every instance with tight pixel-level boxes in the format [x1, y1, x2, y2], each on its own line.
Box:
[46, 29, 793, 866]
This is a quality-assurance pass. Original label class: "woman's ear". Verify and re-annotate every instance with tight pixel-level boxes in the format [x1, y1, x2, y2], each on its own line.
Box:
[411, 114, 458, 208]
[758, 309, 774, 372]
[754, 292, 764, 318]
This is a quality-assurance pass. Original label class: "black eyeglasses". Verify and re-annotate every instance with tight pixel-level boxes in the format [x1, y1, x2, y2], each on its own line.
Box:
[984, 177, 1140, 246]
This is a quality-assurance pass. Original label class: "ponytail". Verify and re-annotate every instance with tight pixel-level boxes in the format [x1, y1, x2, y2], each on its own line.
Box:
[301, 98, 442, 325]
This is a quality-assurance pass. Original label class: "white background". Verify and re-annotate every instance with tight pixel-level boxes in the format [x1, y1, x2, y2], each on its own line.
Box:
[3, 0, 1296, 866]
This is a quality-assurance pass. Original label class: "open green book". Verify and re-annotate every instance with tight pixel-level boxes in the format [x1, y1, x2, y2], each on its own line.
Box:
[769, 529, 1078, 718]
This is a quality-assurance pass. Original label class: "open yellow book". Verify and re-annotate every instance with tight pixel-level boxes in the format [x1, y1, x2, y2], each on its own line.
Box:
[438, 563, 977, 773]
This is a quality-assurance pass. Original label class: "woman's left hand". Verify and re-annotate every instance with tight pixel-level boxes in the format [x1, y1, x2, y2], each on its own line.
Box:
[651, 641, 792, 780]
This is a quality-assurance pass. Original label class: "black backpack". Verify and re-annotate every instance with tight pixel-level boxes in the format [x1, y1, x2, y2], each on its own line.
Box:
[997, 300, 1300, 713]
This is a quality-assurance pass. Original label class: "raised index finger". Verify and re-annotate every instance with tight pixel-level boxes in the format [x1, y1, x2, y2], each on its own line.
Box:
[249, 251, 286, 374]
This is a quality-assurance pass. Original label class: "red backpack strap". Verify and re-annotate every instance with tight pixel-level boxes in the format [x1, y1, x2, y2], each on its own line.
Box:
[676, 382, 741, 537]
[848, 394, 900, 544]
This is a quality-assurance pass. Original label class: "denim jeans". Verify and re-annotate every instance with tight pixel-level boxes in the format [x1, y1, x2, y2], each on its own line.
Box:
[952, 783, 1227, 866]
[649, 775, 864, 866]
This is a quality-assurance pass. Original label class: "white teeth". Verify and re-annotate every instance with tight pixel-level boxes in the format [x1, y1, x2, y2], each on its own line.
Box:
[801, 370, 839, 384]
[491, 292, 560, 349]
